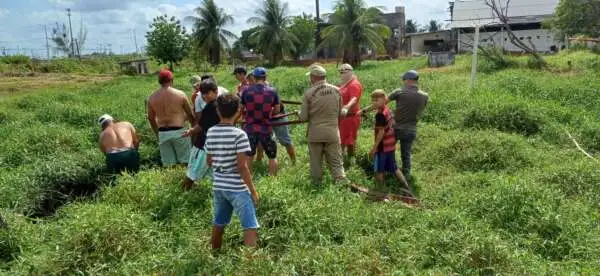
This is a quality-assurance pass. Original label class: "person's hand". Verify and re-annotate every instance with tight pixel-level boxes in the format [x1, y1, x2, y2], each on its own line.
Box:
[251, 191, 260, 207]
[369, 148, 377, 159]
[341, 107, 349, 117]
[181, 127, 195, 137]
[357, 110, 363, 117]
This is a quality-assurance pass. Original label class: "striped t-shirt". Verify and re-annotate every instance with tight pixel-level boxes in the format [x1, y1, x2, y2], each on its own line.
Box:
[205, 124, 251, 192]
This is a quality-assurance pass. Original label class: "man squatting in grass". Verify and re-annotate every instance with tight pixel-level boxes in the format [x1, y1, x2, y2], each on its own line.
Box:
[147, 69, 195, 166]
[338, 64, 363, 167]
[240, 67, 280, 176]
[205, 93, 260, 249]
[181, 80, 221, 190]
[299, 64, 348, 185]
[360, 70, 428, 179]
[97, 114, 141, 174]
[369, 90, 410, 191]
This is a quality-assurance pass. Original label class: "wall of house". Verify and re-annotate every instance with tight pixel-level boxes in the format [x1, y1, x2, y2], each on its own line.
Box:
[458, 28, 563, 53]
[407, 31, 452, 55]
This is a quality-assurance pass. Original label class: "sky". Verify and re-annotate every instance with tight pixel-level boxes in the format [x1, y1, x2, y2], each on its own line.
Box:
[0, 0, 450, 58]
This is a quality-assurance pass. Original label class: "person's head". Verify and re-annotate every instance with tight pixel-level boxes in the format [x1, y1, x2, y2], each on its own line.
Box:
[338, 63, 354, 84]
[98, 114, 114, 130]
[253, 67, 267, 82]
[370, 89, 387, 109]
[216, 93, 241, 120]
[402, 70, 419, 86]
[190, 75, 202, 87]
[233, 66, 247, 82]
[200, 80, 219, 102]
[201, 73, 217, 85]
[158, 69, 173, 87]
[246, 73, 255, 84]
[306, 63, 326, 84]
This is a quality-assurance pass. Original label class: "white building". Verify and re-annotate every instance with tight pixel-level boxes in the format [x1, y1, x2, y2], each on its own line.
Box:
[451, 0, 564, 53]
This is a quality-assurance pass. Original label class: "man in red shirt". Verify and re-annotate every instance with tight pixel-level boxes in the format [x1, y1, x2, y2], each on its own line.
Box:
[338, 63, 363, 167]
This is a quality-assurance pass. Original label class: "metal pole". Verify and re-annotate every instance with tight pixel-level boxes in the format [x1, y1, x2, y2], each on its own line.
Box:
[471, 25, 480, 90]
[66, 8, 75, 57]
[44, 25, 50, 60]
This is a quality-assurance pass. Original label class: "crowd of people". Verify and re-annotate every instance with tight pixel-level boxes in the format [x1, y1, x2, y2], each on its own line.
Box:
[96, 63, 428, 249]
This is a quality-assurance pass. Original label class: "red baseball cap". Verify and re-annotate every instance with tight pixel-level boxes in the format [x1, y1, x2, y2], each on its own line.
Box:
[158, 69, 173, 83]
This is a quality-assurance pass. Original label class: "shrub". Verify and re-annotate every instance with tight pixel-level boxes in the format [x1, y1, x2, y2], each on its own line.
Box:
[0, 220, 19, 264]
[527, 55, 547, 70]
[0, 55, 31, 65]
[463, 104, 542, 136]
[121, 65, 138, 76]
[478, 46, 517, 73]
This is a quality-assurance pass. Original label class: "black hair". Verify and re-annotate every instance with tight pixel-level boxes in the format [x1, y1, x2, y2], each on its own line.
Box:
[200, 80, 218, 95]
[216, 94, 240, 119]
[201, 74, 214, 81]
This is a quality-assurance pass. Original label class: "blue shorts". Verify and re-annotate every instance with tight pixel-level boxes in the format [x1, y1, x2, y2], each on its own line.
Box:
[213, 190, 259, 230]
[272, 117, 293, 147]
[373, 151, 398, 173]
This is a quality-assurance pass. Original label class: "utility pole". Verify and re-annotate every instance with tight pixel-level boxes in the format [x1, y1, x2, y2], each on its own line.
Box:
[75, 39, 81, 59]
[315, 0, 322, 59]
[66, 8, 75, 57]
[470, 25, 480, 90]
[133, 29, 139, 54]
[43, 24, 50, 60]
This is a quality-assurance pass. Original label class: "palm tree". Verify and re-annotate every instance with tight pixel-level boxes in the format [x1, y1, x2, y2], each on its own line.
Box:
[319, 0, 390, 67]
[186, 0, 236, 65]
[248, 0, 298, 65]
[428, 20, 441, 32]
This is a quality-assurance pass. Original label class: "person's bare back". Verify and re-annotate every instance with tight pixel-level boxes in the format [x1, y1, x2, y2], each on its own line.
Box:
[99, 121, 139, 153]
[147, 87, 193, 132]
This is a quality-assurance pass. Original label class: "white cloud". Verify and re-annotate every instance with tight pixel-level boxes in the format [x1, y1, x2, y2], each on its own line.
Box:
[0, 8, 9, 18]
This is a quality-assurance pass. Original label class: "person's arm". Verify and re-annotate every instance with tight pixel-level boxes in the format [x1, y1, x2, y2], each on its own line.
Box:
[146, 100, 158, 136]
[98, 133, 106, 154]
[272, 90, 281, 116]
[236, 133, 258, 206]
[371, 113, 386, 156]
[298, 92, 310, 122]
[207, 154, 213, 167]
[342, 84, 360, 115]
[182, 95, 195, 126]
[182, 111, 203, 137]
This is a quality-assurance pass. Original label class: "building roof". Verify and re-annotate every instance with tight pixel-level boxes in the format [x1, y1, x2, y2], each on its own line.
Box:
[405, 30, 451, 37]
[451, 0, 559, 28]
[118, 58, 149, 64]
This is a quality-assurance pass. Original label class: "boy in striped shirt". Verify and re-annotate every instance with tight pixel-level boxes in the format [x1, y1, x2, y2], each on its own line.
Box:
[370, 90, 410, 191]
[205, 94, 260, 249]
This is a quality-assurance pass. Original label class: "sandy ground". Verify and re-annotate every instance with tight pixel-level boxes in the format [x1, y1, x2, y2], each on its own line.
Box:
[0, 73, 113, 97]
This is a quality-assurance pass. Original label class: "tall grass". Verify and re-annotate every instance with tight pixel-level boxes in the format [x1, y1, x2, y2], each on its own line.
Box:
[1, 51, 600, 273]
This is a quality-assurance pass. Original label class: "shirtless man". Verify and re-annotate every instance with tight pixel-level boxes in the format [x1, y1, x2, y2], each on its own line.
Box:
[98, 114, 140, 173]
[147, 69, 195, 166]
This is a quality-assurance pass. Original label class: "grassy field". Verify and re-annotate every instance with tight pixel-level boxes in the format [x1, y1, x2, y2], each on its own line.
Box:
[1, 51, 600, 274]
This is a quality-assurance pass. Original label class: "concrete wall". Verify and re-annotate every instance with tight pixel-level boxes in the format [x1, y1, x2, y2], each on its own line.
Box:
[458, 29, 564, 53]
[407, 31, 452, 55]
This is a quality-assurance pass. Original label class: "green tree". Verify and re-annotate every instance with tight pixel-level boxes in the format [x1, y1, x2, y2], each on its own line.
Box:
[546, 0, 600, 38]
[406, 19, 418, 34]
[51, 21, 87, 57]
[145, 15, 190, 70]
[319, 0, 390, 67]
[288, 13, 316, 61]
[428, 20, 441, 32]
[248, 0, 298, 65]
[186, 0, 236, 66]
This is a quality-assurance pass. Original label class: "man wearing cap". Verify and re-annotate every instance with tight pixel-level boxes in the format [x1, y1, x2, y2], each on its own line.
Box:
[299, 64, 348, 185]
[388, 70, 428, 178]
[190, 75, 202, 113]
[338, 63, 363, 167]
[98, 114, 141, 173]
[147, 69, 195, 166]
[240, 67, 281, 176]
[233, 66, 249, 96]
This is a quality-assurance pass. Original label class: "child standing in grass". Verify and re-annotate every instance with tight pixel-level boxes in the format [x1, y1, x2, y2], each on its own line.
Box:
[205, 94, 260, 249]
[369, 90, 411, 191]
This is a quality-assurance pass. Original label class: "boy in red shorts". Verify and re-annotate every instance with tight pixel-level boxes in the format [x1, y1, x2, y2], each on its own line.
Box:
[369, 90, 410, 191]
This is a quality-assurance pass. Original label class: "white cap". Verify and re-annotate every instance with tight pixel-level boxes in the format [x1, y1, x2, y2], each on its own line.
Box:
[306, 64, 327, 77]
[339, 63, 353, 72]
[98, 114, 113, 126]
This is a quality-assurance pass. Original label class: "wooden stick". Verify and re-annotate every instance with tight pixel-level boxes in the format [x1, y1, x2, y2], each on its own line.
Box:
[271, 120, 307, 127]
[349, 184, 422, 207]
[238, 112, 299, 125]
[566, 129, 598, 162]
[281, 100, 302, 105]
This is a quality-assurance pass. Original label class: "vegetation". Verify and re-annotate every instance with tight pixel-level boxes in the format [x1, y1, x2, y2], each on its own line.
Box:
[319, 0, 391, 67]
[187, 0, 236, 66]
[406, 19, 418, 34]
[247, 0, 298, 65]
[1, 51, 600, 273]
[546, 0, 600, 38]
[428, 20, 442, 32]
[51, 21, 88, 58]
[145, 15, 190, 70]
[288, 13, 317, 61]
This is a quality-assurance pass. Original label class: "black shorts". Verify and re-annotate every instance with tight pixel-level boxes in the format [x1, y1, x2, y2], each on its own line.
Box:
[247, 133, 277, 159]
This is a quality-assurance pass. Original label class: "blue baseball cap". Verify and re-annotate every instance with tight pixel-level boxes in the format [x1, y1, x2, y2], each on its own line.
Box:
[253, 67, 267, 78]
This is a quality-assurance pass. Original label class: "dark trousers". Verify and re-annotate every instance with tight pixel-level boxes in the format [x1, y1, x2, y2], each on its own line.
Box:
[395, 129, 416, 176]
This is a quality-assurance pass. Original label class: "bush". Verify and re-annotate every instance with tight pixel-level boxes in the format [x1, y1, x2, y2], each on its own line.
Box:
[527, 55, 547, 70]
[121, 65, 138, 76]
[463, 104, 542, 136]
[478, 46, 517, 73]
[0, 55, 31, 65]
[0, 221, 19, 264]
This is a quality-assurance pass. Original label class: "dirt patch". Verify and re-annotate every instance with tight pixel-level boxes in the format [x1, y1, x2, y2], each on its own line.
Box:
[0, 73, 113, 96]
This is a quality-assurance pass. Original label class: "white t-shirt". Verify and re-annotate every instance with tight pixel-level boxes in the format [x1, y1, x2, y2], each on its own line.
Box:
[195, 86, 229, 112]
